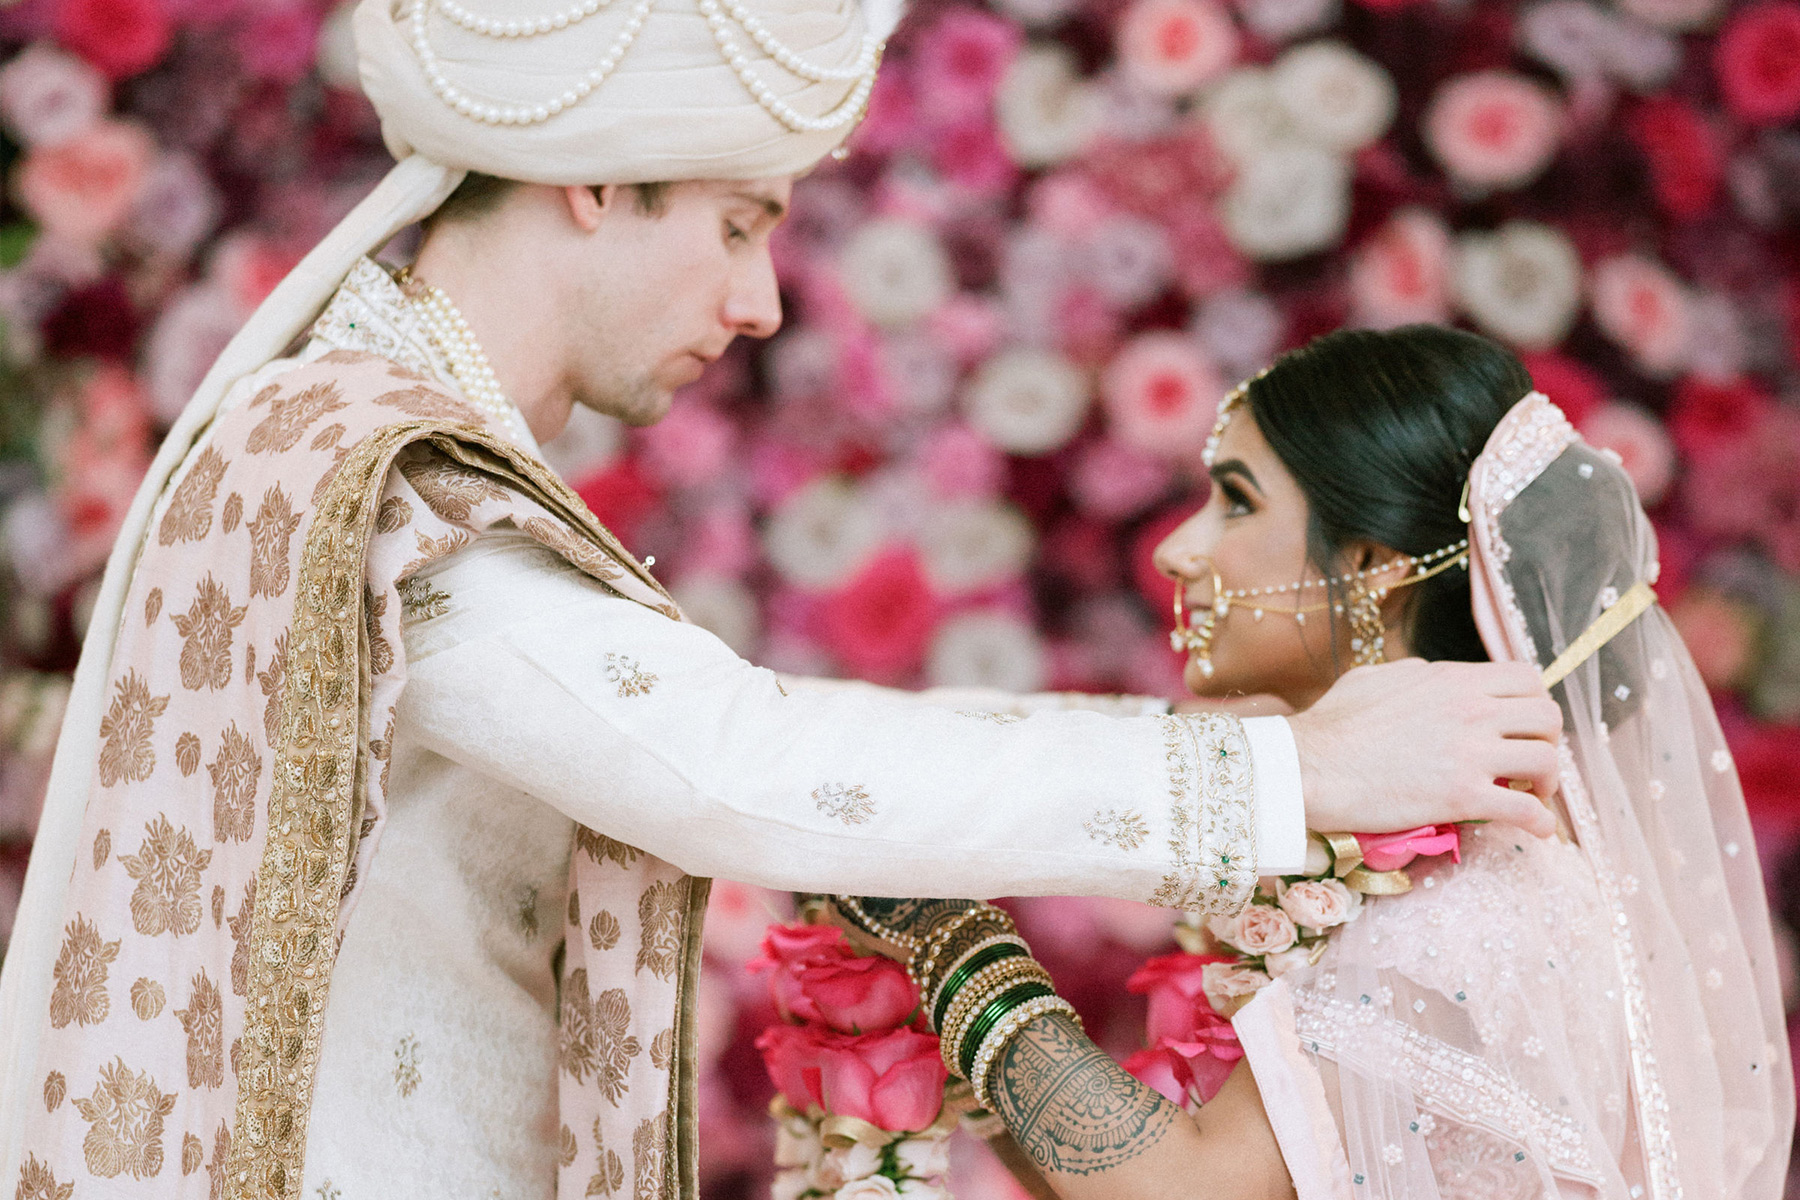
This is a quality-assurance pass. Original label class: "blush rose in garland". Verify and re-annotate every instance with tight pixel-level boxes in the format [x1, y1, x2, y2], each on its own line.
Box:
[1123, 826, 1461, 1107]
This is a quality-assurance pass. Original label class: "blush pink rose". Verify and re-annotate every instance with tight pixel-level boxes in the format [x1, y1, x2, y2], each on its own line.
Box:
[756, 1022, 832, 1113]
[1423, 71, 1564, 190]
[1200, 961, 1271, 1016]
[236, 3, 322, 84]
[1276, 878, 1361, 931]
[1207, 904, 1297, 955]
[918, 424, 1005, 500]
[14, 117, 154, 244]
[1713, 2, 1800, 125]
[1589, 254, 1692, 378]
[817, 1027, 947, 1132]
[0, 43, 106, 148]
[640, 402, 737, 490]
[1101, 331, 1225, 458]
[209, 233, 306, 317]
[1126, 952, 1227, 1042]
[53, 0, 173, 79]
[1349, 208, 1452, 328]
[1116, 0, 1240, 96]
[1577, 402, 1676, 506]
[1669, 588, 1758, 691]
[1070, 438, 1174, 519]
[1355, 825, 1462, 872]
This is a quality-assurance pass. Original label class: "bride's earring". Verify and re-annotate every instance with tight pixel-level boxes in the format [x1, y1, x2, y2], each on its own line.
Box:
[1346, 576, 1386, 667]
[1170, 567, 1228, 678]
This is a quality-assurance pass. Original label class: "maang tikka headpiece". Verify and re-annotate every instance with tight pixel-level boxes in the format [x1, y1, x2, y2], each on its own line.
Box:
[1173, 367, 1472, 676]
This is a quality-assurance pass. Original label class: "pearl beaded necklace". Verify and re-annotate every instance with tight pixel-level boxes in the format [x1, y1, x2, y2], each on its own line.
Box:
[406, 0, 881, 133]
[406, 275, 525, 440]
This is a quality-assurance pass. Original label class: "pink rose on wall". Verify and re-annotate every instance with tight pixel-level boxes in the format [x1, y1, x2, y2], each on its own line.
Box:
[1713, 2, 1800, 125]
[639, 403, 737, 491]
[820, 547, 941, 681]
[1116, 0, 1240, 95]
[236, 4, 322, 85]
[911, 8, 1023, 125]
[0, 43, 106, 148]
[816, 1027, 948, 1133]
[1101, 331, 1225, 457]
[1579, 402, 1676, 506]
[1589, 254, 1692, 378]
[1670, 588, 1760, 691]
[1520, 351, 1607, 428]
[14, 117, 153, 244]
[1349, 208, 1452, 328]
[1424, 71, 1565, 190]
[52, 0, 173, 79]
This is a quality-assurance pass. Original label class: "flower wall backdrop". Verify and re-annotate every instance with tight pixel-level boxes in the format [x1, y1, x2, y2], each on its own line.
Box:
[0, 0, 1797, 1189]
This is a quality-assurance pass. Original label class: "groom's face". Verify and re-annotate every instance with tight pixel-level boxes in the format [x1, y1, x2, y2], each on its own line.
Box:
[568, 177, 792, 426]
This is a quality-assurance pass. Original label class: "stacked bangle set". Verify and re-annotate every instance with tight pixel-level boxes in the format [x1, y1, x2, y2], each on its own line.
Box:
[895, 902, 1080, 1111]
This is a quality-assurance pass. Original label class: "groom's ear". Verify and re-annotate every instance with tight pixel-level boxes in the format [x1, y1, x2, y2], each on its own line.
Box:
[564, 184, 615, 232]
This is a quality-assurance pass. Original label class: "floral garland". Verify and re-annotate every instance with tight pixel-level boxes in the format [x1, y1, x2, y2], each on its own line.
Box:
[1125, 824, 1463, 1106]
[754, 923, 962, 1200]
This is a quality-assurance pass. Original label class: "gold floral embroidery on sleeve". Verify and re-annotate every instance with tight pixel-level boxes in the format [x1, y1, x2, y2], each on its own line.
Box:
[1083, 808, 1150, 851]
[393, 1034, 422, 1097]
[955, 710, 1022, 724]
[158, 445, 227, 546]
[559, 969, 641, 1101]
[636, 882, 684, 980]
[1149, 713, 1255, 913]
[15, 1154, 74, 1200]
[247, 487, 303, 599]
[72, 1058, 177, 1179]
[172, 576, 248, 691]
[604, 653, 658, 698]
[588, 1120, 626, 1196]
[812, 783, 875, 827]
[120, 816, 212, 937]
[396, 575, 451, 621]
[130, 978, 164, 1020]
[97, 670, 169, 787]
[49, 915, 120, 1028]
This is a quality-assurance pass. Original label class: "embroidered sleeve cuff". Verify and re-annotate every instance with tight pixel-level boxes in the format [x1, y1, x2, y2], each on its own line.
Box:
[1150, 713, 1256, 914]
[1244, 715, 1306, 875]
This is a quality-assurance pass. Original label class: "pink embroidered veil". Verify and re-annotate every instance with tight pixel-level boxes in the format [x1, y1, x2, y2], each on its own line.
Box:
[1234, 392, 1792, 1200]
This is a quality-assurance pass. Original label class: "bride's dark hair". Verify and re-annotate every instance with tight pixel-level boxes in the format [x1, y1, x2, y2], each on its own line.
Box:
[1244, 324, 1533, 664]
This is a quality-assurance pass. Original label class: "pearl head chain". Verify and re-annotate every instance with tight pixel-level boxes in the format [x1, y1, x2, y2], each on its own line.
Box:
[407, 278, 526, 440]
[407, 0, 881, 133]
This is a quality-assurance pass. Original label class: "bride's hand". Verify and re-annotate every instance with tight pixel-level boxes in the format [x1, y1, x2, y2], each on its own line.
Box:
[1288, 658, 1561, 838]
[1174, 694, 1294, 717]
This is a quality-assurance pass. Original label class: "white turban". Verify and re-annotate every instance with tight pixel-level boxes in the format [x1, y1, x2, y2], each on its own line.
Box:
[0, 0, 900, 1105]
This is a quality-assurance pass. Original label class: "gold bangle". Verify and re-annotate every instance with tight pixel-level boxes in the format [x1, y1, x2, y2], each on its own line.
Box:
[939, 959, 1052, 1074]
[970, 995, 1080, 1111]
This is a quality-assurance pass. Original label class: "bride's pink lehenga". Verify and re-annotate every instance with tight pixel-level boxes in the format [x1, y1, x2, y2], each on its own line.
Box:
[1231, 394, 1793, 1200]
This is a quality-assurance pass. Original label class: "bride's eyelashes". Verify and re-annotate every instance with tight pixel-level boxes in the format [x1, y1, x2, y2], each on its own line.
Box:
[1217, 479, 1255, 518]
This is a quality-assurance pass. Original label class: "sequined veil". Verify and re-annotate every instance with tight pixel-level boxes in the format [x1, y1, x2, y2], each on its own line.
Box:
[1232, 392, 1793, 1200]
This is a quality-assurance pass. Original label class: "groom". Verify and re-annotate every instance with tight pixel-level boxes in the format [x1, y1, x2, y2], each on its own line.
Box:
[0, 0, 1563, 1195]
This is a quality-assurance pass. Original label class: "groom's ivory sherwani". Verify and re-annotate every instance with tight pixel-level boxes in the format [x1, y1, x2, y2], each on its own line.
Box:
[5, 261, 1304, 1200]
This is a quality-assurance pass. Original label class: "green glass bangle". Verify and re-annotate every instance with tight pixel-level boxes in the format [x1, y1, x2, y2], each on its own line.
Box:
[933, 942, 1029, 1031]
[958, 982, 1054, 1080]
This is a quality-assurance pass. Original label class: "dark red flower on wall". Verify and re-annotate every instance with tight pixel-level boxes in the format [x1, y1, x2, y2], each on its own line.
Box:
[1714, 2, 1800, 125]
[1626, 97, 1725, 221]
[1667, 375, 1776, 462]
[53, 0, 172, 79]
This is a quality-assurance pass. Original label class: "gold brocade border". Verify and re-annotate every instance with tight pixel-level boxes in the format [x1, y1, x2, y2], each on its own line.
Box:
[225, 418, 690, 1200]
[668, 877, 712, 1198]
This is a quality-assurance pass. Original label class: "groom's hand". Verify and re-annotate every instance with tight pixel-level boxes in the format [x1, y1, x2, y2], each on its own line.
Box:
[1288, 658, 1561, 838]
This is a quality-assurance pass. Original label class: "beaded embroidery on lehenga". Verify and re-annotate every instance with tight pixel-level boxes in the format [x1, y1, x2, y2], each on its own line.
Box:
[1233, 394, 1791, 1200]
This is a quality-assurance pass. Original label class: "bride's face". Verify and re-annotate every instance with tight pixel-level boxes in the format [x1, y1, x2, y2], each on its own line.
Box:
[1153, 408, 1386, 710]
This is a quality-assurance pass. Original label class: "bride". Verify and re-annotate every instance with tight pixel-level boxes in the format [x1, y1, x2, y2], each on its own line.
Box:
[835, 324, 1791, 1200]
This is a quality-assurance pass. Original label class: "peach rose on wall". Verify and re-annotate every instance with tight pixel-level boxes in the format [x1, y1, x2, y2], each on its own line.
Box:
[1589, 254, 1692, 378]
[1117, 0, 1240, 95]
[1424, 71, 1565, 190]
[1102, 331, 1225, 457]
[14, 117, 154, 245]
[1350, 208, 1452, 328]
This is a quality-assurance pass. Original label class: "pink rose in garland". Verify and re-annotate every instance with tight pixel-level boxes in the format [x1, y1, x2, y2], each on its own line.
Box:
[758, 1021, 833, 1113]
[1123, 952, 1245, 1105]
[817, 1027, 948, 1132]
[1354, 825, 1462, 872]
